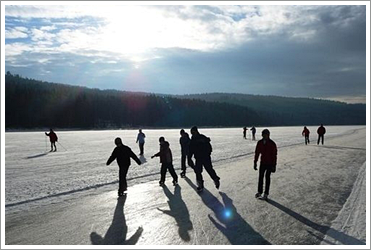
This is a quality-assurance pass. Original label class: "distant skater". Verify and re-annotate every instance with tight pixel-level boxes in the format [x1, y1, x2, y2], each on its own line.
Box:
[243, 127, 247, 139]
[189, 126, 220, 192]
[152, 137, 178, 186]
[45, 128, 58, 152]
[136, 129, 146, 155]
[317, 124, 326, 145]
[107, 137, 142, 197]
[302, 126, 310, 145]
[179, 129, 194, 178]
[250, 126, 256, 141]
[253, 129, 277, 201]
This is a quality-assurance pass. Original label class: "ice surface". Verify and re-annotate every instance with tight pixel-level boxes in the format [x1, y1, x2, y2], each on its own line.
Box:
[5, 126, 362, 206]
[4, 126, 366, 245]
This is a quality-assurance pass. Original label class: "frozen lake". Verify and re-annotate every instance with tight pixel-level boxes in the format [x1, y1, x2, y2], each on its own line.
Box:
[5, 126, 363, 206]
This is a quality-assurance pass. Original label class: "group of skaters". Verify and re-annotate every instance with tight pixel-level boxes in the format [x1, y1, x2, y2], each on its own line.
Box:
[244, 124, 327, 145]
[45, 123, 327, 200]
[106, 126, 220, 197]
[301, 124, 327, 145]
[243, 126, 257, 140]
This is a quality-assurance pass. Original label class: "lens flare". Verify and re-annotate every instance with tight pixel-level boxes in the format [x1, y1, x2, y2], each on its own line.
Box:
[224, 209, 232, 219]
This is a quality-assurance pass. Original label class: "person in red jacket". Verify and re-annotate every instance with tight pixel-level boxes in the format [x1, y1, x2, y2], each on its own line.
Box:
[253, 129, 277, 200]
[317, 124, 326, 145]
[45, 128, 58, 152]
[302, 126, 310, 145]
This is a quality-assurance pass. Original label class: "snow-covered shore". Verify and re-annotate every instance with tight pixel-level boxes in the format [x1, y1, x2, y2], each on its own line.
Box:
[4, 126, 366, 245]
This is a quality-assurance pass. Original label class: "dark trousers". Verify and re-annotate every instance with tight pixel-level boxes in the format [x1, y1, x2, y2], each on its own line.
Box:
[252, 133, 256, 140]
[119, 166, 129, 192]
[160, 163, 178, 183]
[139, 142, 144, 155]
[181, 154, 194, 172]
[305, 136, 310, 145]
[50, 142, 57, 151]
[258, 164, 273, 195]
[194, 156, 219, 187]
[317, 135, 324, 145]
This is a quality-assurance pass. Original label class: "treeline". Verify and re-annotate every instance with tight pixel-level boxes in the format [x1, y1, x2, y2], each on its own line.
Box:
[177, 93, 366, 126]
[5, 73, 365, 129]
[5, 73, 265, 129]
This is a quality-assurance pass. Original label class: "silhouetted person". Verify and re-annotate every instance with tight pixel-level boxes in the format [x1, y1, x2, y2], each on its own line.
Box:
[45, 128, 58, 152]
[179, 129, 194, 178]
[189, 126, 220, 192]
[253, 129, 277, 200]
[151, 137, 178, 186]
[107, 137, 142, 196]
[250, 126, 256, 141]
[243, 127, 247, 139]
[136, 129, 146, 155]
[317, 124, 326, 145]
[302, 126, 310, 145]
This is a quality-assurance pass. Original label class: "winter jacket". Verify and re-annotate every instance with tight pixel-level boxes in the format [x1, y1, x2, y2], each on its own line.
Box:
[107, 145, 141, 167]
[154, 141, 173, 164]
[180, 132, 191, 155]
[254, 138, 277, 165]
[45, 131, 58, 142]
[189, 134, 212, 159]
[136, 132, 146, 144]
[317, 126, 326, 135]
[302, 128, 310, 137]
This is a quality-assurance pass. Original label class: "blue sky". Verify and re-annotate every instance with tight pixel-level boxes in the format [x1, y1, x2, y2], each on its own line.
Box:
[4, 3, 367, 103]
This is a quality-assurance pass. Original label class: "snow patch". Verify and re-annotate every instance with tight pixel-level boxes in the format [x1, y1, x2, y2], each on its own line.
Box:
[321, 162, 366, 245]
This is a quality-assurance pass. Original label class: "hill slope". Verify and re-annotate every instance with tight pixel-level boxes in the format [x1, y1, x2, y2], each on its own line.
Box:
[176, 93, 366, 126]
[5, 73, 264, 129]
[5, 73, 365, 129]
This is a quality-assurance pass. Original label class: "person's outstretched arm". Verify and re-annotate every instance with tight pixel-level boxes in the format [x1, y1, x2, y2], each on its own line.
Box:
[130, 149, 142, 165]
[106, 148, 117, 165]
[151, 151, 161, 159]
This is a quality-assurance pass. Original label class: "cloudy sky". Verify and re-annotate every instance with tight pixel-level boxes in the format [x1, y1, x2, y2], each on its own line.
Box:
[3, 3, 367, 103]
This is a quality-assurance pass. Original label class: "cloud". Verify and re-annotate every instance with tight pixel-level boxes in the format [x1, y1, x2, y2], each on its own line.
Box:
[4, 4, 366, 102]
[5, 5, 366, 56]
[5, 26, 29, 39]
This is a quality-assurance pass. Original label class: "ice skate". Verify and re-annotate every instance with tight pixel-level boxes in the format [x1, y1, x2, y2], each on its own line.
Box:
[180, 171, 186, 178]
[255, 192, 262, 198]
[258, 193, 268, 201]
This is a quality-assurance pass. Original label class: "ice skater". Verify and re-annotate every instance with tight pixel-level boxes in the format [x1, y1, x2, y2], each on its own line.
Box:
[45, 128, 58, 152]
[302, 126, 310, 145]
[317, 124, 326, 145]
[179, 129, 194, 178]
[250, 126, 256, 141]
[243, 127, 247, 139]
[253, 129, 277, 201]
[136, 129, 146, 155]
[151, 137, 178, 186]
[189, 126, 220, 192]
[107, 137, 142, 196]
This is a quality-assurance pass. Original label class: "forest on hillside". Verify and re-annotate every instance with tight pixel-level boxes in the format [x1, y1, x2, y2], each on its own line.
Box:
[5, 73, 265, 129]
[5, 73, 365, 129]
[178, 93, 366, 126]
